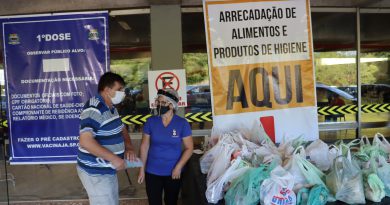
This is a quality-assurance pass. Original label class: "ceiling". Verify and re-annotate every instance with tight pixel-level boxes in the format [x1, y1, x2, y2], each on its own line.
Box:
[108, 10, 390, 58]
[1, 0, 390, 16]
[2, 5, 390, 61]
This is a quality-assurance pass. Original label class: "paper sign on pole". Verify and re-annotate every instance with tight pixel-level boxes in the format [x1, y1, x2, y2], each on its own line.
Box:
[148, 69, 187, 108]
[203, 0, 318, 142]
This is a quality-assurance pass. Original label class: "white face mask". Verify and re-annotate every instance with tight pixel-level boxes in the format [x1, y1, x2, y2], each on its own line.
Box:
[110, 91, 125, 105]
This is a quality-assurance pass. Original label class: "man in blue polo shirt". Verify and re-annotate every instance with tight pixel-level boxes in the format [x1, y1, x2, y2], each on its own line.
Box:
[77, 72, 136, 205]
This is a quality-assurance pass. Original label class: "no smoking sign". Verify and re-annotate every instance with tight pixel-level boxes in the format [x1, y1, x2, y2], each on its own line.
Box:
[148, 69, 187, 108]
[155, 72, 180, 91]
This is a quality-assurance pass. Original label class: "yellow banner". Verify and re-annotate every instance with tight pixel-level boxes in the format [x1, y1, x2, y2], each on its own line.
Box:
[212, 60, 315, 115]
[204, 0, 315, 116]
[203, 0, 319, 142]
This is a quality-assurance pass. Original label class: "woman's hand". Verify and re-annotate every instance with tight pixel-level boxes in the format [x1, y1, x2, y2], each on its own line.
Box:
[138, 168, 145, 184]
[172, 165, 182, 180]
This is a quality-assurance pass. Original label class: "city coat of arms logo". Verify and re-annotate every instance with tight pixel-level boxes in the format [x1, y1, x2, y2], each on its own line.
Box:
[8, 33, 20, 45]
[88, 29, 99, 40]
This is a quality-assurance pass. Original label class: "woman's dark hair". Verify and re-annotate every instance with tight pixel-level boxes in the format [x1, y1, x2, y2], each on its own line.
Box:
[98, 72, 125, 92]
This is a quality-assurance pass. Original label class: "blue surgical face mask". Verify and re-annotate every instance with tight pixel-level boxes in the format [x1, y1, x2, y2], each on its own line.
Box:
[125, 159, 143, 168]
[96, 157, 143, 169]
[158, 105, 170, 116]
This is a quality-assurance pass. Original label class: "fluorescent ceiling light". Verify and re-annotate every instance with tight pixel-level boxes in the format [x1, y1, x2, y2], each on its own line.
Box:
[118, 21, 131, 31]
[110, 9, 150, 16]
[181, 7, 203, 13]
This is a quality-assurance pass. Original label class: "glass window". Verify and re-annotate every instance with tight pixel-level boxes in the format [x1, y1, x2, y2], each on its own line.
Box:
[182, 12, 212, 130]
[111, 58, 151, 133]
[360, 12, 390, 137]
[109, 13, 152, 133]
[183, 53, 212, 130]
[109, 13, 150, 201]
[312, 12, 357, 140]
[320, 129, 356, 141]
[0, 53, 9, 203]
[108, 12, 151, 201]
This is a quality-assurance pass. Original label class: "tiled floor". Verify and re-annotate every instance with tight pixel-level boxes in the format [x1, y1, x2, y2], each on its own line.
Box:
[0, 140, 147, 203]
[0, 137, 199, 205]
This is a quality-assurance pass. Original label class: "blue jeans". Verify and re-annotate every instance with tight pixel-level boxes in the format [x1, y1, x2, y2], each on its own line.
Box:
[77, 167, 119, 205]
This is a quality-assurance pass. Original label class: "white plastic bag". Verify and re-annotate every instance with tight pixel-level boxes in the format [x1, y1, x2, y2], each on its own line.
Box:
[306, 139, 331, 171]
[206, 157, 251, 203]
[225, 163, 276, 205]
[207, 142, 238, 186]
[248, 120, 274, 145]
[326, 146, 366, 204]
[364, 172, 385, 202]
[328, 145, 339, 170]
[209, 125, 235, 146]
[373, 133, 390, 156]
[230, 131, 267, 167]
[283, 147, 308, 190]
[200, 143, 224, 174]
[362, 151, 385, 202]
[260, 166, 296, 205]
[200, 134, 234, 174]
[278, 136, 305, 162]
[377, 156, 390, 197]
[209, 123, 253, 146]
[284, 146, 327, 192]
[255, 144, 282, 165]
[240, 140, 262, 166]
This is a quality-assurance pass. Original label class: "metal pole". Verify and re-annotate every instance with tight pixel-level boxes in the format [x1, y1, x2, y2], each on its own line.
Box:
[356, 8, 362, 138]
[125, 169, 132, 185]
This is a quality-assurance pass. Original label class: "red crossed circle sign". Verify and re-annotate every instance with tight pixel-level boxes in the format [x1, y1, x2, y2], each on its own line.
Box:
[155, 72, 180, 91]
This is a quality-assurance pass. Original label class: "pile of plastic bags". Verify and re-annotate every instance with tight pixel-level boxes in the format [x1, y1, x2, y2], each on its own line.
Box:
[200, 121, 390, 205]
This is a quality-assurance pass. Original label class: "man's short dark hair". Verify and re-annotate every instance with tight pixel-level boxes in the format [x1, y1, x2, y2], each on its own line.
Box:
[98, 72, 125, 92]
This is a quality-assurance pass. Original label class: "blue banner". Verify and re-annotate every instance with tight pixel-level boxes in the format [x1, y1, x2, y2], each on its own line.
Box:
[1, 12, 109, 164]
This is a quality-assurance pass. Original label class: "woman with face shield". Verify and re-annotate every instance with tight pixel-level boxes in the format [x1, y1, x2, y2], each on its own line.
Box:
[138, 88, 194, 205]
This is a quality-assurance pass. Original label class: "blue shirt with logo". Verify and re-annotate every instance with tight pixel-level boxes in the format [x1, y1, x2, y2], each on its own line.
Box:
[143, 115, 192, 176]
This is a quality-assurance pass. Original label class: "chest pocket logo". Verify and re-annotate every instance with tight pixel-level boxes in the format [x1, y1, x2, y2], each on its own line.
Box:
[172, 129, 178, 138]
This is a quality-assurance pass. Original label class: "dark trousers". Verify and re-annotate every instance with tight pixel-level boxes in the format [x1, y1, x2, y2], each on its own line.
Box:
[145, 172, 182, 205]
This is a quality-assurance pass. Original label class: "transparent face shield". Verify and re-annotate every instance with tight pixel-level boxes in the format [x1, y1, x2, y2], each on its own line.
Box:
[151, 97, 172, 116]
